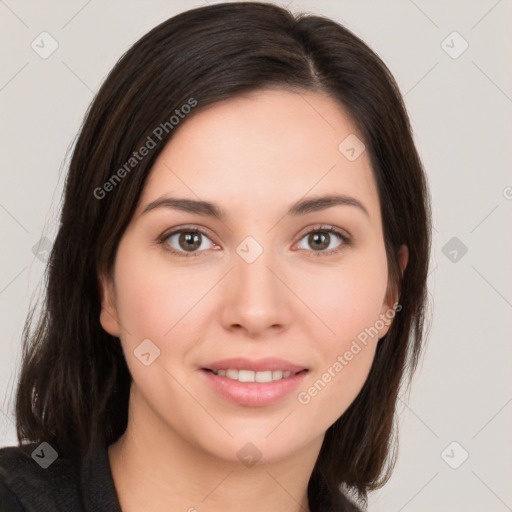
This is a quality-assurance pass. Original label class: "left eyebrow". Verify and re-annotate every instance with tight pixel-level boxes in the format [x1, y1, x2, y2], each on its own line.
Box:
[141, 193, 370, 220]
[287, 194, 370, 218]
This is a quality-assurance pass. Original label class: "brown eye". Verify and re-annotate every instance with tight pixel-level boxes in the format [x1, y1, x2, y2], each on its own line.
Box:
[163, 228, 215, 257]
[307, 232, 330, 251]
[296, 226, 349, 256]
[178, 231, 202, 252]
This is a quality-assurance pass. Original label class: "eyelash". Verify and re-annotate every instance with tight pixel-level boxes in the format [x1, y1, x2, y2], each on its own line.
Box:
[157, 224, 351, 259]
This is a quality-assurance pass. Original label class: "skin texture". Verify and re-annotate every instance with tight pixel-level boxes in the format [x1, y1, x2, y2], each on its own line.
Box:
[100, 89, 408, 512]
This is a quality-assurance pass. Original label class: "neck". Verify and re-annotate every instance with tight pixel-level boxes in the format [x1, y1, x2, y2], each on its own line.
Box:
[108, 387, 321, 512]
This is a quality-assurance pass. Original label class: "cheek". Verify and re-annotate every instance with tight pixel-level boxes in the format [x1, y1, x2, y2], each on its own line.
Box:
[292, 253, 387, 419]
[296, 250, 389, 346]
[111, 248, 207, 402]
[296, 344, 377, 433]
[294, 285, 382, 432]
[113, 246, 207, 341]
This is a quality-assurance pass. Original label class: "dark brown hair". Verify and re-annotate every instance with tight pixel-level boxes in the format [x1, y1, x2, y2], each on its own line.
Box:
[14, 2, 432, 511]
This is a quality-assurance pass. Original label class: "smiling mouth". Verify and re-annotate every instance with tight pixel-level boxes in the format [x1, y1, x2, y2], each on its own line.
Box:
[203, 368, 308, 383]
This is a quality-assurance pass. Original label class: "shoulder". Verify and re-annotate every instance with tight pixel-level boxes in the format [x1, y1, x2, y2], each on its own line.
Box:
[0, 442, 81, 511]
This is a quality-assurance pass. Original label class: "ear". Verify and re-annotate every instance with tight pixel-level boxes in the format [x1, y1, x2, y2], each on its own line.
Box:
[378, 245, 409, 339]
[98, 272, 121, 337]
[398, 244, 409, 277]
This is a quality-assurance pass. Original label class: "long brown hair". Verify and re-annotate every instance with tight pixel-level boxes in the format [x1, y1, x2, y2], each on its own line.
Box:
[14, 2, 432, 510]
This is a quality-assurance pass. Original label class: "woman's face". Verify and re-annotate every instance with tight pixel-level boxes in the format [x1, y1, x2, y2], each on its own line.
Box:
[100, 88, 407, 464]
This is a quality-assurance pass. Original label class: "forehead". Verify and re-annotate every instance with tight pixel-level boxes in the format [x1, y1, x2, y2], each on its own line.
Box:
[137, 88, 381, 225]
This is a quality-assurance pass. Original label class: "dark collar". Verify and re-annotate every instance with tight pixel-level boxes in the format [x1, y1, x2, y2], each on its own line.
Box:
[80, 439, 123, 512]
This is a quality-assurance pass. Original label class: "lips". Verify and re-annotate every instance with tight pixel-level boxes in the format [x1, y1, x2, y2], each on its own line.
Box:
[200, 357, 309, 406]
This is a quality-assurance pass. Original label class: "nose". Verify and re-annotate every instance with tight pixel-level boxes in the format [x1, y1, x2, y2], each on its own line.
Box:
[219, 248, 293, 337]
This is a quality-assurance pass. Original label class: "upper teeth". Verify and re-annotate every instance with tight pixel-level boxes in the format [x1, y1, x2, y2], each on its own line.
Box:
[212, 369, 295, 382]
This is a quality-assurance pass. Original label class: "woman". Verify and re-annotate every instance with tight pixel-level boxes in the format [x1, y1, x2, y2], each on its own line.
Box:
[0, 2, 432, 511]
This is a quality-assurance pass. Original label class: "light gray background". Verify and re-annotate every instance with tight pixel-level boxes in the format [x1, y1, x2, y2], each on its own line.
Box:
[1, 1, 511, 511]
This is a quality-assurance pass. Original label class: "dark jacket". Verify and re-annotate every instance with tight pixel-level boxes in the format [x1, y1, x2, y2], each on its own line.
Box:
[0, 440, 122, 511]
[0, 441, 364, 512]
